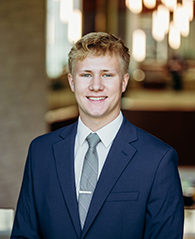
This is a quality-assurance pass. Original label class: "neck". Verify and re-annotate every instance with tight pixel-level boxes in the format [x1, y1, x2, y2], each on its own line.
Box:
[80, 112, 120, 132]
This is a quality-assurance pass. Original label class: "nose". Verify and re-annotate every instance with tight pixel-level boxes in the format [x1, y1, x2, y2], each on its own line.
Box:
[88, 75, 104, 91]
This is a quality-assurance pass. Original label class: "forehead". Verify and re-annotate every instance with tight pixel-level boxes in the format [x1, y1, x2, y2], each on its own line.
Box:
[74, 53, 121, 71]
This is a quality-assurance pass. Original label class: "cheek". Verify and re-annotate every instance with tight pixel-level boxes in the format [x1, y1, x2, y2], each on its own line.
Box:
[111, 82, 123, 95]
[74, 82, 86, 96]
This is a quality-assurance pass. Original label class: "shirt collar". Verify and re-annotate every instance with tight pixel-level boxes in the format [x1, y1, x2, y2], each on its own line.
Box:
[77, 112, 123, 148]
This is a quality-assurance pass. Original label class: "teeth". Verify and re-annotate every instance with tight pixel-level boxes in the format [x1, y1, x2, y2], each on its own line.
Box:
[88, 97, 106, 101]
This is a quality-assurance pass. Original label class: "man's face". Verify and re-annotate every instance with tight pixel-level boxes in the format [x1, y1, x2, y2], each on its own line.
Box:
[68, 53, 129, 128]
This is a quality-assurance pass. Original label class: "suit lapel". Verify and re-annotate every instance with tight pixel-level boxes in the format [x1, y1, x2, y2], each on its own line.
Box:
[81, 118, 138, 238]
[53, 123, 81, 238]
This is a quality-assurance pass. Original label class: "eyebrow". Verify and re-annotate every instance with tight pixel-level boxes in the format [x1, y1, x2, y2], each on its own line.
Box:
[102, 69, 111, 72]
[79, 69, 114, 72]
[78, 70, 92, 73]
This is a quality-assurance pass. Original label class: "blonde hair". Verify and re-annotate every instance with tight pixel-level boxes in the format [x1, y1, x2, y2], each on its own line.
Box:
[68, 32, 130, 75]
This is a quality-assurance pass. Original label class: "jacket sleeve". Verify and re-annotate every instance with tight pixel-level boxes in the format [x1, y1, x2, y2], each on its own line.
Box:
[10, 143, 42, 239]
[143, 148, 184, 239]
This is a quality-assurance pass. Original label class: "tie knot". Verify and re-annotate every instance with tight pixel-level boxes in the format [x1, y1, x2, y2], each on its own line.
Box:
[86, 133, 101, 148]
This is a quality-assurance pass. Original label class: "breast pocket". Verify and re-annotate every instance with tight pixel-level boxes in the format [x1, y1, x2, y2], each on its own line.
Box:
[106, 191, 139, 202]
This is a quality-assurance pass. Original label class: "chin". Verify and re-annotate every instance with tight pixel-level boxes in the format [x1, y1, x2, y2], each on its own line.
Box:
[86, 109, 105, 116]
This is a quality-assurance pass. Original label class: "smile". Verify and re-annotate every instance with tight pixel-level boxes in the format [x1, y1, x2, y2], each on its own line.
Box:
[87, 97, 107, 101]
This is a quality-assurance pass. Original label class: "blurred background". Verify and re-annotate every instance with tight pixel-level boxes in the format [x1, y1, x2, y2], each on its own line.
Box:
[0, 0, 195, 237]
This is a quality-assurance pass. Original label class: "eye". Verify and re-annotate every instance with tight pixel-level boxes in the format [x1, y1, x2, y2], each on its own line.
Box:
[103, 73, 112, 77]
[81, 73, 92, 78]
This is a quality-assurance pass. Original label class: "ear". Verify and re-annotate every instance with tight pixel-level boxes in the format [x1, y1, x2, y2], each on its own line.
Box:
[68, 73, 75, 92]
[122, 73, 129, 93]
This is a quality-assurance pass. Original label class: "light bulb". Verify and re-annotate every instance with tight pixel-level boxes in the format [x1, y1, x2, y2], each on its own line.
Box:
[132, 29, 146, 62]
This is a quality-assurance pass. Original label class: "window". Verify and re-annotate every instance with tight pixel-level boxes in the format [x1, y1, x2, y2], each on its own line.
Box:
[46, 0, 82, 78]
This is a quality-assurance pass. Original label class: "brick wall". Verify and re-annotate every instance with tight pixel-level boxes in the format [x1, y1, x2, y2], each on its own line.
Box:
[0, 0, 47, 209]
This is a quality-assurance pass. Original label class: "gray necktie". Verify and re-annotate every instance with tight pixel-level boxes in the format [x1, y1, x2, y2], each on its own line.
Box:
[78, 133, 101, 229]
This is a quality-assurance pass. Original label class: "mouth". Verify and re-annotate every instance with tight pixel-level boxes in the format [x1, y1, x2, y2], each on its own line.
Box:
[87, 96, 107, 101]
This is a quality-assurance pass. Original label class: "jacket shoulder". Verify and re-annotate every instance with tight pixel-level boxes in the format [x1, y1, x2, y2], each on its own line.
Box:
[122, 117, 176, 153]
[30, 121, 77, 149]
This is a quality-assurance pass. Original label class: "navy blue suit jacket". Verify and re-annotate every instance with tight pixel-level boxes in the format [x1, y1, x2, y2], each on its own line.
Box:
[11, 117, 184, 239]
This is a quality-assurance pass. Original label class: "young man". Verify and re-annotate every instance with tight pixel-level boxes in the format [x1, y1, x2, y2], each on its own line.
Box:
[11, 32, 184, 239]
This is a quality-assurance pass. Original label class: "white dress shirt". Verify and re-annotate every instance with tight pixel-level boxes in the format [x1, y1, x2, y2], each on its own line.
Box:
[74, 112, 123, 198]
